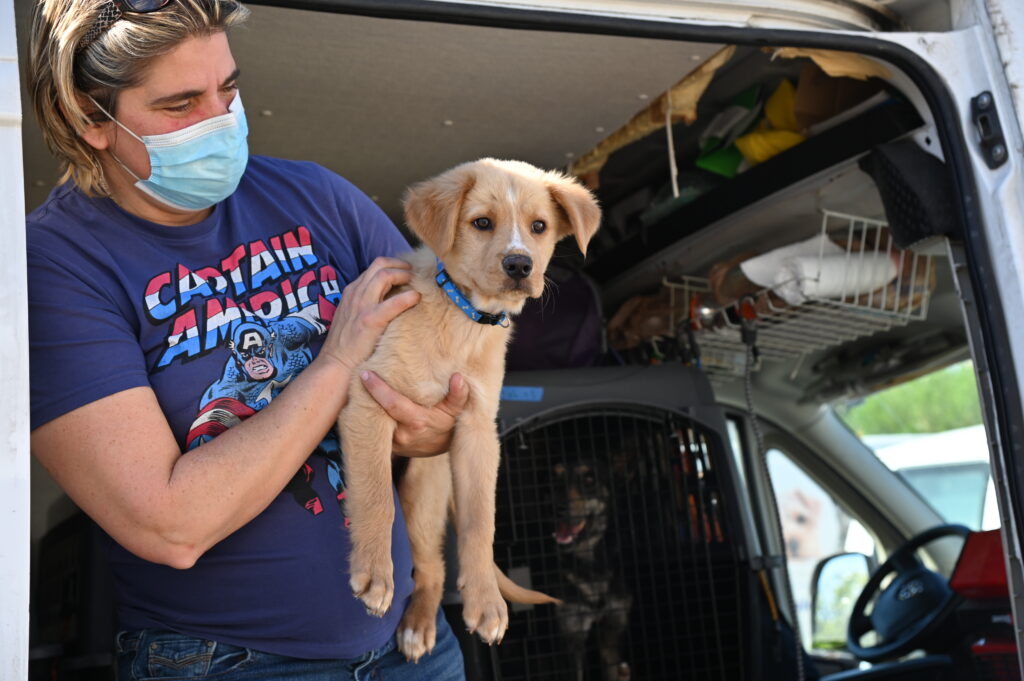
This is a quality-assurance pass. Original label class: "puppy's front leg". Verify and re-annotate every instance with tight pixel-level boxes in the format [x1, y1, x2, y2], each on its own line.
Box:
[337, 384, 398, 617]
[450, 407, 507, 644]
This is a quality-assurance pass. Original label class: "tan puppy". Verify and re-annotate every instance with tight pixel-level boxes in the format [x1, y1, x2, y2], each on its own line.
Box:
[336, 158, 601, 661]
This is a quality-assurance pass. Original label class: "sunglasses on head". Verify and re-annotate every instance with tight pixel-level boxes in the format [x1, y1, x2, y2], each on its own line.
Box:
[78, 0, 174, 52]
[114, 0, 173, 9]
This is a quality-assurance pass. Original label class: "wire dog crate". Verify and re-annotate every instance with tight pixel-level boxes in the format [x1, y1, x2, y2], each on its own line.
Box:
[664, 211, 935, 381]
[487, 366, 748, 681]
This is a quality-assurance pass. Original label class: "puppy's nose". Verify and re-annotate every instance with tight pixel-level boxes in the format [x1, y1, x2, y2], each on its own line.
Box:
[502, 255, 533, 280]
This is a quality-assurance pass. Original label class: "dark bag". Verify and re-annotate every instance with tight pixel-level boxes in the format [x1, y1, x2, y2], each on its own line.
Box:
[506, 264, 604, 371]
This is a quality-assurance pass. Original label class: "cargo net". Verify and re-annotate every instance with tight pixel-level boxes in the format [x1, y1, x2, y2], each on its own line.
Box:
[493, 406, 745, 681]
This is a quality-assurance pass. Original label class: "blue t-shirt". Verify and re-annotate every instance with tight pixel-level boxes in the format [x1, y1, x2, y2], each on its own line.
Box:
[27, 155, 415, 659]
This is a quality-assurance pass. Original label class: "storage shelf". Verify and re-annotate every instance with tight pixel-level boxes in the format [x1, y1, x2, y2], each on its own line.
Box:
[664, 211, 934, 381]
[585, 96, 924, 284]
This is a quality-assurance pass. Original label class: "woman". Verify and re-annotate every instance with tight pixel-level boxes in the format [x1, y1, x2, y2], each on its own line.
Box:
[27, 1, 467, 678]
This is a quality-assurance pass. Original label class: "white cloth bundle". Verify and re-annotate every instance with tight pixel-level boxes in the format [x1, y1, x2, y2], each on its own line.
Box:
[739, 234, 899, 306]
[772, 254, 898, 305]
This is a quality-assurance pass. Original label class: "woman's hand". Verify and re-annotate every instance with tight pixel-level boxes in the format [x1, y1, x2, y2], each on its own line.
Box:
[322, 256, 467, 456]
[319, 257, 419, 373]
[361, 371, 470, 457]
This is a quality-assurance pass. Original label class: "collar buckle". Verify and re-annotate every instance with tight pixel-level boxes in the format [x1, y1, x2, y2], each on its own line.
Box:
[476, 310, 510, 327]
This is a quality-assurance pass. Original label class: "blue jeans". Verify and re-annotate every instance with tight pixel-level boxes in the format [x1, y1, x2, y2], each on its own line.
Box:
[114, 609, 465, 681]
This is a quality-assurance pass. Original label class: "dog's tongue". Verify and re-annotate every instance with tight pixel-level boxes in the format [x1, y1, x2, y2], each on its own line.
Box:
[554, 520, 585, 545]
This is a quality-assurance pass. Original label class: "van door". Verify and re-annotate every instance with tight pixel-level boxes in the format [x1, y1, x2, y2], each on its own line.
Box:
[1, 0, 31, 678]
[872, 1, 1024, 669]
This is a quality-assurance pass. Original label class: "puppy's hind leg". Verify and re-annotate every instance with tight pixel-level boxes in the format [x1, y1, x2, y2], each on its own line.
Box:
[397, 453, 452, 662]
[450, 411, 508, 645]
[338, 388, 398, 617]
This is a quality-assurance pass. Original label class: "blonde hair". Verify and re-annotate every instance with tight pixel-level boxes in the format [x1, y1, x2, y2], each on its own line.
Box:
[28, 0, 250, 197]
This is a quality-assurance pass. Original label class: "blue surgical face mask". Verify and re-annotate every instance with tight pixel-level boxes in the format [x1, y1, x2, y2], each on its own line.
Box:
[91, 94, 249, 211]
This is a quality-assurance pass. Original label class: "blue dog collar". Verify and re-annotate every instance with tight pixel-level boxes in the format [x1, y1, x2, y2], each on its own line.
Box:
[435, 260, 509, 327]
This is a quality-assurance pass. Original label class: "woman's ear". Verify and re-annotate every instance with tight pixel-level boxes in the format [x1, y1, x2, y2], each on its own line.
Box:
[403, 163, 477, 259]
[79, 121, 112, 151]
[548, 174, 601, 257]
[69, 93, 112, 151]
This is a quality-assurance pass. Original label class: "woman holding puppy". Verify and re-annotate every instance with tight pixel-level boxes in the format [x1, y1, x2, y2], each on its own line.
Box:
[27, 1, 466, 678]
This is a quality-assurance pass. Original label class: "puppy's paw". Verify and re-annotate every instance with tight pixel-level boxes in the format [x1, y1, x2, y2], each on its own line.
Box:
[460, 577, 508, 645]
[350, 557, 395, 617]
[397, 609, 438, 663]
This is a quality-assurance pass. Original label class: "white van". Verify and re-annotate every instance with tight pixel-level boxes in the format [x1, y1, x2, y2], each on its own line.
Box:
[867, 424, 1001, 531]
[5, 1, 1024, 680]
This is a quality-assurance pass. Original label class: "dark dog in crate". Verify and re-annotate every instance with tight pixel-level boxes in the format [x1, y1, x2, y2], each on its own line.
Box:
[551, 458, 633, 681]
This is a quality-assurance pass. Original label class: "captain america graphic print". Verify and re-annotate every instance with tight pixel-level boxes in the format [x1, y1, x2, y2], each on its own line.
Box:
[142, 225, 347, 517]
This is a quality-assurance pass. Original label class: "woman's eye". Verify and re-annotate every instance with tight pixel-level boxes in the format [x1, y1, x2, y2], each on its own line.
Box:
[532, 220, 546, 234]
[473, 217, 493, 231]
[166, 103, 191, 113]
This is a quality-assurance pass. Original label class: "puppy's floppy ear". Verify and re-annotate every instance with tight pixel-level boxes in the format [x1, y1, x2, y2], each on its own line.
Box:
[547, 174, 602, 257]
[403, 163, 477, 258]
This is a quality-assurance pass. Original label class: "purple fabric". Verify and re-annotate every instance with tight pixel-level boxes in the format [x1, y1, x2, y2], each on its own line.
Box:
[27, 156, 415, 659]
[506, 264, 603, 371]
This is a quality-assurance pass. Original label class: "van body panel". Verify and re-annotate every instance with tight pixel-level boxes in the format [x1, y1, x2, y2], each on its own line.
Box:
[981, 0, 1024, 148]
[880, 19, 1024, 671]
[1, 0, 31, 678]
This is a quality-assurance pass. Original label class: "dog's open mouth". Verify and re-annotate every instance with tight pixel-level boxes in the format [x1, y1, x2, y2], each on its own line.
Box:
[554, 519, 587, 545]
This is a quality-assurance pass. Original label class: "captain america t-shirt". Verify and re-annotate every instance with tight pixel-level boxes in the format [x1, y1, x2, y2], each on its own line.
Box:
[27, 155, 415, 659]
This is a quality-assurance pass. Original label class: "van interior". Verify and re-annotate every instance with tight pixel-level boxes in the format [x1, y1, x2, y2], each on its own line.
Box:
[17, 2, 1014, 681]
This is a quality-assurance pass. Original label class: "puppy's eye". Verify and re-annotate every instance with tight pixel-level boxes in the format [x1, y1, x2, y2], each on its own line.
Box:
[532, 220, 546, 234]
[472, 217, 493, 231]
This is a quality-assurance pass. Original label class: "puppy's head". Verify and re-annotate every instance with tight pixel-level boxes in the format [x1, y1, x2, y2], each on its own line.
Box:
[403, 158, 601, 314]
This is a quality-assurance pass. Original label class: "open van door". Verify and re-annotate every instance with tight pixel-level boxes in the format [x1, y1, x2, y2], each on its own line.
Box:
[1, 0, 31, 678]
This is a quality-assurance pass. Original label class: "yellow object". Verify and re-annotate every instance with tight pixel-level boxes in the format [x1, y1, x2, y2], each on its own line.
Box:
[734, 80, 805, 164]
[758, 569, 781, 622]
[734, 129, 805, 164]
[764, 78, 800, 133]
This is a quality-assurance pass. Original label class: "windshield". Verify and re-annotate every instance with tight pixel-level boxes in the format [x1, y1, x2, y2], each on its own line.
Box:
[835, 360, 997, 530]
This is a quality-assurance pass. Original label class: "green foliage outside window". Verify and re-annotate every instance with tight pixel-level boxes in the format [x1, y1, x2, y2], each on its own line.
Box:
[835, 361, 983, 436]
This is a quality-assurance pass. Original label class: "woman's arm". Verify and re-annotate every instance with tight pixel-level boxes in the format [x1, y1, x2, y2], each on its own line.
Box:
[31, 257, 418, 569]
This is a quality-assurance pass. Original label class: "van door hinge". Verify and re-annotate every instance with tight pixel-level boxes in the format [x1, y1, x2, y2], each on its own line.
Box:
[971, 91, 1008, 169]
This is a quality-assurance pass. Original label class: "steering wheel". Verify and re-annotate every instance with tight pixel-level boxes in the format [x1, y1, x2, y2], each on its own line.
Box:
[847, 523, 971, 662]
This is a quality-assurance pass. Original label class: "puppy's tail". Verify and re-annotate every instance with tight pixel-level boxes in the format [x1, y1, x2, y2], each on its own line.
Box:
[494, 563, 562, 605]
[446, 499, 560, 605]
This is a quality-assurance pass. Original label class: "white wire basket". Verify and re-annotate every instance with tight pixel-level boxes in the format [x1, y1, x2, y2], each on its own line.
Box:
[665, 211, 935, 380]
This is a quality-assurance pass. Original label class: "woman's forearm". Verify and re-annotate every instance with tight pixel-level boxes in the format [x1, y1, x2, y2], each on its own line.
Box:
[155, 355, 354, 564]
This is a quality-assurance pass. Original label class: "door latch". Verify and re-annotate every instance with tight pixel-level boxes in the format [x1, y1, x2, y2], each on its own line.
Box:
[971, 91, 1008, 169]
